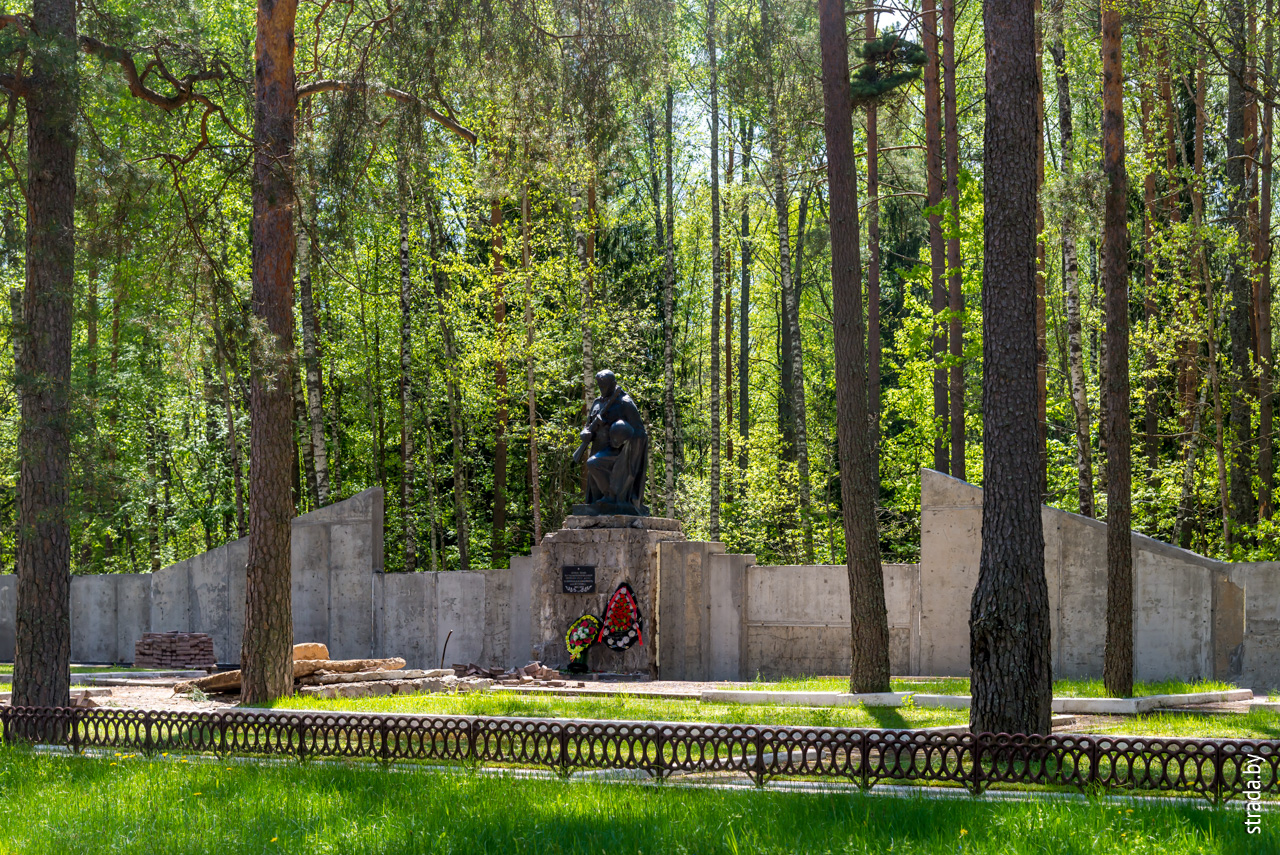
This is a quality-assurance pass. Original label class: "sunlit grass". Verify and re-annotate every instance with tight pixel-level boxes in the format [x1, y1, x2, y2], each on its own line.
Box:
[0, 749, 1261, 854]
[1068, 708, 1280, 740]
[744, 675, 1239, 698]
[267, 691, 970, 730]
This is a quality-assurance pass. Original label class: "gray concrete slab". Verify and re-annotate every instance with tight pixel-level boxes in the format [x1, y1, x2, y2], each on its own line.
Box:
[115, 574, 151, 663]
[70, 575, 118, 663]
[0, 574, 15, 662]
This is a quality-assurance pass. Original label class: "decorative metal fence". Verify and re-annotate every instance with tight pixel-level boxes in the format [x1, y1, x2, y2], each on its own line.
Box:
[1, 705, 1276, 804]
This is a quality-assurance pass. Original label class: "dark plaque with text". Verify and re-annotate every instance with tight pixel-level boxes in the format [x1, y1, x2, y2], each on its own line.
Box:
[562, 565, 596, 594]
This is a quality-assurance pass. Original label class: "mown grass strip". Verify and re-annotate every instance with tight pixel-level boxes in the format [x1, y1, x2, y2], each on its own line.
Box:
[267, 691, 972, 729]
[0, 748, 1265, 854]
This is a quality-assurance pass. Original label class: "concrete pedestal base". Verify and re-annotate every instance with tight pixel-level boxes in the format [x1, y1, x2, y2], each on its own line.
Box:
[531, 516, 685, 673]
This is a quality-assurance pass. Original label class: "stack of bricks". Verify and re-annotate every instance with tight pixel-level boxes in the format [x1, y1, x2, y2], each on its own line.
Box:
[133, 632, 216, 669]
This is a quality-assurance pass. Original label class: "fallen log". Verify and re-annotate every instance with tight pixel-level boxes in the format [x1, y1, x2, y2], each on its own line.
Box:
[175, 657, 408, 694]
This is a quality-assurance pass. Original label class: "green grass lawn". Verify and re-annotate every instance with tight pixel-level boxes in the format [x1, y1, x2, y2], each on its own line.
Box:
[0, 749, 1263, 854]
[268, 691, 972, 730]
[751, 676, 1239, 698]
[266, 691, 1280, 740]
[1067, 708, 1280, 740]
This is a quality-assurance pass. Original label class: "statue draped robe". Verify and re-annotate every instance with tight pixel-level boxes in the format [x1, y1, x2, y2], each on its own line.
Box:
[582, 389, 649, 515]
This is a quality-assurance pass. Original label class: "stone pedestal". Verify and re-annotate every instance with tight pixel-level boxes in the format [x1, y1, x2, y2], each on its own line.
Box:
[531, 515, 685, 673]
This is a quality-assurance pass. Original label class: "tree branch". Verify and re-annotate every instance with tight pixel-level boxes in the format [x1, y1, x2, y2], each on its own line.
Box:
[296, 79, 476, 145]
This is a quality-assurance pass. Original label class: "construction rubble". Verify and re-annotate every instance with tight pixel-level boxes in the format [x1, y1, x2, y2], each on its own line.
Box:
[172, 643, 501, 699]
[454, 661, 566, 686]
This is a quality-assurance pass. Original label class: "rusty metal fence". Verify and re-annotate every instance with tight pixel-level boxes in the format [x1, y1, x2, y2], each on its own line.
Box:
[1, 705, 1276, 803]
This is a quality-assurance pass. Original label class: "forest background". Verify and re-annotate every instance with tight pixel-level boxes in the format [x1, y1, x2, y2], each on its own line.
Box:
[2, 0, 1273, 578]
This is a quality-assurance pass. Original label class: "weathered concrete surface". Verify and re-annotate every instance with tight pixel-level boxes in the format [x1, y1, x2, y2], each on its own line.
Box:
[0, 575, 13, 662]
[917, 469, 1268, 687]
[0, 489, 386, 665]
[70, 575, 117, 664]
[437, 571, 484, 667]
[532, 516, 686, 673]
[479, 555, 533, 667]
[654, 540, 725, 681]
[740, 563, 920, 680]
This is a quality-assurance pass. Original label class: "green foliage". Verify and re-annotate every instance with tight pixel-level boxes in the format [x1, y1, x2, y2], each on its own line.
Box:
[851, 30, 926, 108]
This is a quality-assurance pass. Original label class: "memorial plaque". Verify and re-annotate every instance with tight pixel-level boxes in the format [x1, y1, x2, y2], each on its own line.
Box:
[562, 565, 596, 594]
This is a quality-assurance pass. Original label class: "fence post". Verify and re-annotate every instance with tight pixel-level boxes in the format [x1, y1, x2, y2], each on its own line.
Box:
[70, 708, 81, 755]
[1212, 745, 1225, 806]
[969, 734, 984, 795]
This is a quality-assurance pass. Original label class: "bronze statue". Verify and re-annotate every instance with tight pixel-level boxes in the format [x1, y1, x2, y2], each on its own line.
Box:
[571, 370, 649, 515]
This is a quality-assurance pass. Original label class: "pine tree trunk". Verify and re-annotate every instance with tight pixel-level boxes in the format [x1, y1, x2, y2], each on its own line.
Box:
[298, 220, 329, 506]
[522, 186, 542, 544]
[943, 0, 964, 480]
[664, 86, 678, 518]
[1049, 6, 1093, 517]
[924, 0, 949, 475]
[429, 200, 469, 572]
[969, 0, 1052, 736]
[1035, 0, 1048, 498]
[1227, 0, 1257, 536]
[400, 198, 417, 573]
[818, 0, 889, 693]
[14, 0, 77, 710]
[241, 0, 299, 705]
[709, 0, 722, 541]
[865, 9, 881, 419]
[1101, 3, 1133, 699]
[491, 198, 508, 567]
[740, 119, 752, 470]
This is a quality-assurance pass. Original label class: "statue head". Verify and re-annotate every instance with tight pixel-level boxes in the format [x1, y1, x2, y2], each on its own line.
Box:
[608, 419, 634, 449]
[596, 369, 617, 398]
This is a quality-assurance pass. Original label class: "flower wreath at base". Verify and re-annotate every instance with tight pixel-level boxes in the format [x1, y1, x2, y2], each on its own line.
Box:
[565, 613, 603, 674]
[561, 582, 644, 674]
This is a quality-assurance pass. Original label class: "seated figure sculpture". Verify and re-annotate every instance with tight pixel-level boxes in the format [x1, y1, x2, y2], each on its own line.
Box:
[571, 370, 649, 516]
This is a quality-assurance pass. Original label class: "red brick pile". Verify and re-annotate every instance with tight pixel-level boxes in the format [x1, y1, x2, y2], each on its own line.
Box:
[133, 632, 216, 669]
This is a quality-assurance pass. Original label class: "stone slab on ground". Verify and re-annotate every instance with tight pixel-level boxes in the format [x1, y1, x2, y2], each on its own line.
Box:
[310, 669, 428, 686]
[296, 675, 494, 700]
[1051, 688, 1254, 715]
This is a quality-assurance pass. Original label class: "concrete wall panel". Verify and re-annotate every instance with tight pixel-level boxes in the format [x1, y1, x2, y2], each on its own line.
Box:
[378, 572, 435, 670]
[438, 572, 484, 668]
[328, 523, 374, 660]
[291, 524, 330, 649]
[115, 575, 151, 663]
[70, 575, 117, 663]
[150, 561, 191, 634]
[1228, 563, 1280, 690]
[0, 575, 14, 662]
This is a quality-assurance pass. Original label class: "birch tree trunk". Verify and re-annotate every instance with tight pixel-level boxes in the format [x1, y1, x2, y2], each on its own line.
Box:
[399, 198, 417, 572]
[708, 0, 722, 541]
[664, 86, 677, 518]
[1050, 2, 1093, 517]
